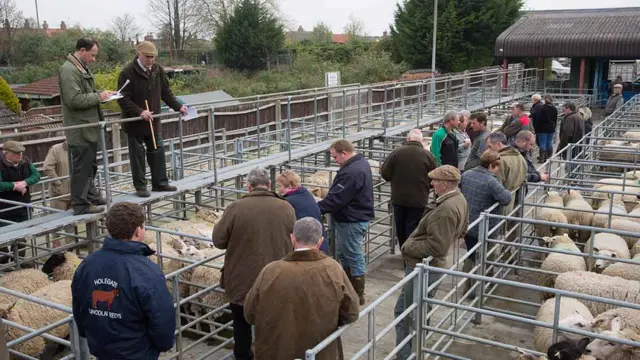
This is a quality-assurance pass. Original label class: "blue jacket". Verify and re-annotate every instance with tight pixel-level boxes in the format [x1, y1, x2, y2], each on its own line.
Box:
[71, 237, 176, 360]
[318, 153, 374, 223]
[283, 186, 329, 254]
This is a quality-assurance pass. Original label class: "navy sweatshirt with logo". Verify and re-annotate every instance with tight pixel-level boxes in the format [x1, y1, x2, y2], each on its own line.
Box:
[71, 237, 176, 360]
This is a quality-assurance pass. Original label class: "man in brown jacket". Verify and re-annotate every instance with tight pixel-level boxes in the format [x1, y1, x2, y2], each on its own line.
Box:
[394, 165, 468, 360]
[486, 131, 526, 214]
[244, 217, 360, 360]
[212, 166, 296, 360]
[557, 102, 585, 179]
[43, 141, 74, 247]
[381, 129, 437, 251]
[117, 41, 188, 198]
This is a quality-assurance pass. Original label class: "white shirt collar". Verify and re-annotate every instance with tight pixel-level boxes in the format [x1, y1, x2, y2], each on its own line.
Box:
[137, 58, 151, 72]
[294, 247, 312, 252]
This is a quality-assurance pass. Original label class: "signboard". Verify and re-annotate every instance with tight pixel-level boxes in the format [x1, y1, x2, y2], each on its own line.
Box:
[325, 71, 341, 88]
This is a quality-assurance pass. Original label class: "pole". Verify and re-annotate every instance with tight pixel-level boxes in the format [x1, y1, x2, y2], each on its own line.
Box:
[34, 0, 40, 28]
[430, 0, 438, 102]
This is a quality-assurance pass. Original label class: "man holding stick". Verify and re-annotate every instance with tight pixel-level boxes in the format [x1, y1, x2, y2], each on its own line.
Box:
[117, 41, 188, 198]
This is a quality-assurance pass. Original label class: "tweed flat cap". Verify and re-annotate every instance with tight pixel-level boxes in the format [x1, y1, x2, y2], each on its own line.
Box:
[613, 83, 623, 89]
[136, 41, 158, 56]
[3, 140, 25, 153]
[428, 165, 461, 182]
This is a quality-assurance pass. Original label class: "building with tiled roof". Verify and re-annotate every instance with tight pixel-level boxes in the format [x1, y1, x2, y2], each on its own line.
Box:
[0, 100, 19, 126]
[12, 76, 61, 111]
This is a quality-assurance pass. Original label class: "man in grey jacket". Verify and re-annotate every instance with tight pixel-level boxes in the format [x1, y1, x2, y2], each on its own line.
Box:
[464, 113, 491, 170]
[513, 131, 549, 183]
[557, 102, 585, 178]
[604, 83, 624, 117]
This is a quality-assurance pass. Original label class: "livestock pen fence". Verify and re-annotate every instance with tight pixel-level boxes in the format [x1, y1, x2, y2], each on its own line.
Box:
[299, 94, 640, 360]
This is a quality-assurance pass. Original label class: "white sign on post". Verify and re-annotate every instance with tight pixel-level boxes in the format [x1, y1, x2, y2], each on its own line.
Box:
[325, 71, 341, 88]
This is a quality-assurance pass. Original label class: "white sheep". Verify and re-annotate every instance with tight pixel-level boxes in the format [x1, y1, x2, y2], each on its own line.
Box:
[585, 317, 640, 360]
[592, 199, 629, 229]
[623, 130, 640, 140]
[304, 171, 331, 198]
[42, 251, 82, 281]
[148, 239, 203, 299]
[188, 247, 227, 332]
[535, 192, 569, 238]
[610, 219, 640, 249]
[539, 234, 586, 298]
[592, 307, 640, 333]
[623, 170, 640, 180]
[554, 271, 640, 316]
[584, 233, 631, 272]
[563, 190, 595, 244]
[602, 251, 640, 281]
[0, 269, 51, 311]
[597, 141, 640, 164]
[534, 297, 594, 352]
[1, 280, 72, 358]
[594, 178, 640, 190]
[592, 186, 639, 213]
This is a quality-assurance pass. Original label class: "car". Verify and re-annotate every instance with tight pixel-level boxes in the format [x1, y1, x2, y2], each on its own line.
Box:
[552, 60, 570, 80]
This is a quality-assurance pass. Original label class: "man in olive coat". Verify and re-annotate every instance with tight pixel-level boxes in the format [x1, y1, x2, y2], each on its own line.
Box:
[244, 217, 360, 360]
[59, 38, 113, 215]
[117, 41, 187, 198]
[212, 167, 296, 360]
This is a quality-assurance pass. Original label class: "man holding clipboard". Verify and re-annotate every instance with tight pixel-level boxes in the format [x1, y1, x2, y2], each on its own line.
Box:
[117, 41, 188, 198]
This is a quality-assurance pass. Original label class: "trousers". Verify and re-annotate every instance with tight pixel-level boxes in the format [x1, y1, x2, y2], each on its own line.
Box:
[331, 220, 368, 277]
[68, 143, 102, 214]
[127, 133, 170, 190]
[229, 303, 254, 360]
[393, 205, 425, 250]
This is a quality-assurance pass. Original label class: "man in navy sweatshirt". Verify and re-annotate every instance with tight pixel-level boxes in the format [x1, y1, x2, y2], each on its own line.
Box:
[71, 202, 175, 359]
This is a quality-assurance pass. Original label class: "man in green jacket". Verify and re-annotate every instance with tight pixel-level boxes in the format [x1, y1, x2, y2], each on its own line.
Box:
[59, 38, 114, 215]
[430, 111, 460, 167]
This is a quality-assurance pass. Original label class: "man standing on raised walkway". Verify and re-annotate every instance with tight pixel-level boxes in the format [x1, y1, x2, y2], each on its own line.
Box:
[117, 41, 188, 198]
[59, 37, 112, 215]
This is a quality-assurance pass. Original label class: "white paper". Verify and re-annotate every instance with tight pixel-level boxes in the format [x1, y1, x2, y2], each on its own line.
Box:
[182, 106, 198, 121]
[101, 94, 123, 103]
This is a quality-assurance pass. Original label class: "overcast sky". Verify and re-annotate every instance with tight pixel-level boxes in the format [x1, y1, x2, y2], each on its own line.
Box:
[21, 0, 639, 38]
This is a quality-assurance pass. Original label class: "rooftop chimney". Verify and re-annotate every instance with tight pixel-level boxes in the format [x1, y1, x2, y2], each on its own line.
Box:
[60, 21, 67, 30]
[383, 30, 388, 37]
[42, 21, 48, 30]
[4, 19, 9, 29]
[24, 19, 30, 28]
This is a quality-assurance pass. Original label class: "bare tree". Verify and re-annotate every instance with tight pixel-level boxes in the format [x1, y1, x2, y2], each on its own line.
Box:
[148, 0, 206, 52]
[111, 13, 142, 43]
[312, 21, 332, 43]
[194, 0, 288, 33]
[343, 13, 366, 39]
[0, 0, 24, 59]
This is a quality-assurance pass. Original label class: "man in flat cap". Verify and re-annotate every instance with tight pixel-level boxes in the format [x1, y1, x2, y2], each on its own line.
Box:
[0, 140, 41, 264]
[117, 41, 188, 198]
[59, 37, 113, 215]
[604, 83, 624, 117]
[394, 165, 468, 360]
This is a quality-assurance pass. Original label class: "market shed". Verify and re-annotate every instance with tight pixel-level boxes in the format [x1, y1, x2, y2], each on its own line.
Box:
[495, 7, 640, 94]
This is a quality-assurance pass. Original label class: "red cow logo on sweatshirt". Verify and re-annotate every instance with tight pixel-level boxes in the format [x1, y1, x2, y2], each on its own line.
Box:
[91, 289, 120, 311]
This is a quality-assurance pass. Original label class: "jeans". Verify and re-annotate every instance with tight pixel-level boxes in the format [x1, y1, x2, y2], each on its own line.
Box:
[127, 133, 170, 190]
[536, 132, 554, 152]
[394, 263, 443, 360]
[464, 234, 479, 264]
[68, 143, 102, 214]
[229, 303, 254, 360]
[393, 205, 425, 250]
[332, 220, 368, 277]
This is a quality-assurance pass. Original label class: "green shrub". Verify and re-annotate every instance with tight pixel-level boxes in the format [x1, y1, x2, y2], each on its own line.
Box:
[0, 76, 20, 114]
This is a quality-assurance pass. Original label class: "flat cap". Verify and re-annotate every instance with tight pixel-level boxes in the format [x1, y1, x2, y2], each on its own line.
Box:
[2, 140, 25, 153]
[480, 150, 500, 165]
[136, 41, 158, 56]
[613, 83, 623, 89]
[428, 165, 461, 182]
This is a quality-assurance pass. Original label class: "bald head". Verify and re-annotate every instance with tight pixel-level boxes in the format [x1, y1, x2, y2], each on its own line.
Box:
[514, 130, 536, 152]
[407, 129, 423, 142]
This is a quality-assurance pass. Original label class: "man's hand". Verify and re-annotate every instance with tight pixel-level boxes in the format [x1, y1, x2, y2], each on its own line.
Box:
[140, 110, 154, 122]
[13, 181, 27, 193]
[540, 173, 549, 182]
[179, 105, 188, 116]
[99, 91, 115, 102]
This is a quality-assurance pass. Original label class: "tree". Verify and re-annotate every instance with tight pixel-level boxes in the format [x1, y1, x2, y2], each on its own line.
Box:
[343, 13, 365, 39]
[0, 0, 24, 63]
[11, 31, 51, 66]
[389, 0, 522, 72]
[311, 21, 332, 43]
[111, 13, 142, 43]
[0, 76, 19, 114]
[194, 0, 283, 33]
[148, 0, 204, 52]
[214, 0, 284, 71]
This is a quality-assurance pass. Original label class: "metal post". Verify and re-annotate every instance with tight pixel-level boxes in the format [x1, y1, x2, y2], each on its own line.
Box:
[481, 72, 486, 108]
[98, 123, 111, 209]
[256, 97, 261, 158]
[414, 264, 425, 360]
[389, 202, 396, 255]
[210, 108, 218, 184]
[417, 82, 423, 127]
[313, 94, 318, 143]
[342, 89, 347, 138]
[551, 295, 562, 344]
[430, 0, 438, 103]
[287, 96, 292, 163]
[178, 114, 184, 179]
[357, 85, 362, 132]
[474, 213, 488, 324]
[86, 221, 98, 254]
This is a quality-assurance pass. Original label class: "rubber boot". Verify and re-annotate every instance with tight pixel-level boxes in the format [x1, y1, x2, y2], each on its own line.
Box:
[351, 275, 366, 306]
[462, 259, 475, 299]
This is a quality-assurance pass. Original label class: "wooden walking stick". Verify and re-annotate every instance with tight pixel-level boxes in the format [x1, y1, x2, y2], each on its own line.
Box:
[145, 100, 157, 150]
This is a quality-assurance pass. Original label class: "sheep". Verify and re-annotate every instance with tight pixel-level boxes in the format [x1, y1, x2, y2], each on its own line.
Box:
[554, 271, 640, 316]
[623, 130, 640, 140]
[592, 308, 640, 333]
[539, 234, 586, 296]
[602, 251, 640, 281]
[535, 192, 569, 238]
[547, 338, 595, 360]
[41, 251, 82, 281]
[305, 171, 331, 198]
[585, 317, 640, 360]
[592, 200, 628, 229]
[0, 269, 51, 311]
[597, 141, 640, 164]
[610, 219, 640, 249]
[0, 280, 72, 358]
[592, 186, 639, 213]
[623, 170, 640, 180]
[534, 297, 595, 352]
[584, 233, 631, 272]
[148, 239, 204, 299]
[188, 247, 227, 332]
[563, 190, 595, 244]
[594, 178, 640, 190]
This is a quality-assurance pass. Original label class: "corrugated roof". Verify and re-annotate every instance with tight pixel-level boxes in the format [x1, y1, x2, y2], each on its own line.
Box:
[0, 101, 19, 125]
[12, 76, 60, 98]
[495, 7, 640, 58]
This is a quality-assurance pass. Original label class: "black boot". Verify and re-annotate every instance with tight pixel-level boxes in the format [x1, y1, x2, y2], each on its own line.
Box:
[351, 275, 366, 306]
